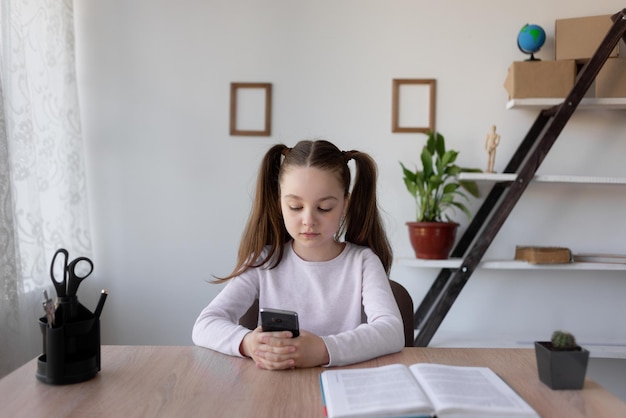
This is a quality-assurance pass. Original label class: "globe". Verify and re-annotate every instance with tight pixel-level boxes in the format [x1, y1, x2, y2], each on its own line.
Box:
[517, 23, 546, 61]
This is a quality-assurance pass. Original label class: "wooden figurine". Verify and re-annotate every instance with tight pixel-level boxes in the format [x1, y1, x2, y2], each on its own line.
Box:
[485, 125, 500, 173]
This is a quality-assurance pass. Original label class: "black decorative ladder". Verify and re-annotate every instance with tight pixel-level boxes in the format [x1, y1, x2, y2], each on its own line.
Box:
[413, 9, 626, 347]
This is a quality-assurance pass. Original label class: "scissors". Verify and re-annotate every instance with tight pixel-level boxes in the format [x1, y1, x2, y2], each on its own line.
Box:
[50, 248, 94, 298]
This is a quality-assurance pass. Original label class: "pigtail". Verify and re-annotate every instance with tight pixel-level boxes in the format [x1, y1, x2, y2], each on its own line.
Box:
[344, 151, 393, 274]
[215, 144, 290, 281]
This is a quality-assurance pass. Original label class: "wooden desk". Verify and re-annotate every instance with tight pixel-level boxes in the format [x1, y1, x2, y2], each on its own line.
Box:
[1, 346, 624, 417]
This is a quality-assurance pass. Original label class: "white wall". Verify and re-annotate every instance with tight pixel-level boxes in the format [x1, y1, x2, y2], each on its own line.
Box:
[73, 0, 626, 352]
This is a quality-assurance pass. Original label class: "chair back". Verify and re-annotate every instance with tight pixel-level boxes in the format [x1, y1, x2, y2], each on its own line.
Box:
[389, 280, 414, 347]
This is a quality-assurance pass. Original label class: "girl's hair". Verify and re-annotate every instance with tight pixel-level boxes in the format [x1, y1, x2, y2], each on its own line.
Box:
[217, 139, 392, 281]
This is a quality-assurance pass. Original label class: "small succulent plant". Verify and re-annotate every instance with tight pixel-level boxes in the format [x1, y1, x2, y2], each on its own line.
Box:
[550, 330, 579, 351]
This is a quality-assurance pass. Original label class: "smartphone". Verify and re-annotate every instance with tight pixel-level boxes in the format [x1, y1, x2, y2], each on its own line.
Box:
[260, 308, 300, 337]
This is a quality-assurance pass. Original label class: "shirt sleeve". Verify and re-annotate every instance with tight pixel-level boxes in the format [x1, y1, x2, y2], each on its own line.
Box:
[191, 272, 259, 357]
[320, 249, 405, 366]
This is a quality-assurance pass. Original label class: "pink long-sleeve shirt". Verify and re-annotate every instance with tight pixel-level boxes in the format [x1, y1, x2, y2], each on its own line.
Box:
[192, 242, 404, 366]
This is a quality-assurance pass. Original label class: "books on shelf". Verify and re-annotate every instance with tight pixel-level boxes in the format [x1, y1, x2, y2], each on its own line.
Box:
[573, 253, 626, 264]
[515, 246, 573, 264]
[320, 363, 539, 418]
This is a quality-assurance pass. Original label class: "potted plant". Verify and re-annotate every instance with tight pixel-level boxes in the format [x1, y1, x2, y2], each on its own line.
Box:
[535, 330, 590, 390]
[400, 131, 481, 259]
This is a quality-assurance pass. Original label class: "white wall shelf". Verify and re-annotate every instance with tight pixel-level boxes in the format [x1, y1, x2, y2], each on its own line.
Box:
[457, 172, 626, 185]
[398, 257, 626, 271]
[447, 171, 626, 269]
[506, 97, 626, 110]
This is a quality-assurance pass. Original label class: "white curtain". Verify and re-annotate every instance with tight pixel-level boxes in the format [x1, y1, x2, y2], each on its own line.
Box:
[0, 0, 91, 377]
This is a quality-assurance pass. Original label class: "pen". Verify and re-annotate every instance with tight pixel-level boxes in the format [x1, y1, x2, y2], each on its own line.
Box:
[42, 290, 55, 327]
[94, 289, 108, 319]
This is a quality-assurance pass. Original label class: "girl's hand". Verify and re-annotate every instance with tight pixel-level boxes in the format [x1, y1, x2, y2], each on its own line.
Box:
[240, 328, 329, 370]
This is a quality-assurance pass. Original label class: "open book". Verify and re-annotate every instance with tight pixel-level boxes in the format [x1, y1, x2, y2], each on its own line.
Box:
[320, 363, 539, 418]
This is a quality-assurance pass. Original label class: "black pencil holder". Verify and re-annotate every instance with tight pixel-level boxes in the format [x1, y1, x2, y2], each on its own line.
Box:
[36, 297, 101, 385]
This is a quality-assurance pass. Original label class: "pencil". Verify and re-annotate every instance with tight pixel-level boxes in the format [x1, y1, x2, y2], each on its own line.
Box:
[94, 289, 108, 319]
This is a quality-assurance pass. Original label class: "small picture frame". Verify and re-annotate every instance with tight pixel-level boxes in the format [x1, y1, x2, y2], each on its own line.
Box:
[229, 82, 272, 136]
[391, 79, 436, 133]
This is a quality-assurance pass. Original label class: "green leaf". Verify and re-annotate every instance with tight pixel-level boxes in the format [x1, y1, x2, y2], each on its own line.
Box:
[403, 178, 417, 197]
[445, 165, 461, 177]
[426, 132, 436, 155]
[440, 150, 457, 167]
[459, 180, 480, 198]
[442, 183, 459, 194]
[450, 201, 473, 219]
[434, 132, 445, 156]
[400, 162, 417, 183]
[421, 148, 433, 179]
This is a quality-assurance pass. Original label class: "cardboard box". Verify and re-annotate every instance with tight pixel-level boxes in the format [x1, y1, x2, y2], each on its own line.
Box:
[555, 14, 623, 62]
[504, 60, 576, 99]
[595, 57, 626, 98]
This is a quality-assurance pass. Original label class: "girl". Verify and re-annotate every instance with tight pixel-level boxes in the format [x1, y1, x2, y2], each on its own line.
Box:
[192, 140, 404, 370]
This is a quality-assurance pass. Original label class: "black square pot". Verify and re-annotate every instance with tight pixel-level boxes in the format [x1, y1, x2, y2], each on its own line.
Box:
[534, 341, 589, 390]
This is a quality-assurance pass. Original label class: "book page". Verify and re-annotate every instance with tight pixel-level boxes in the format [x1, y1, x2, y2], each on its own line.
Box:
[408, 364, 538, 417]
[320, 364, 433, 418]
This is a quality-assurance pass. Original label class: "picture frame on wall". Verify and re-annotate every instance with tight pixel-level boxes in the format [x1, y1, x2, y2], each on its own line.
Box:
[391, 79, 436, 133]
[229, 82, 272, 136]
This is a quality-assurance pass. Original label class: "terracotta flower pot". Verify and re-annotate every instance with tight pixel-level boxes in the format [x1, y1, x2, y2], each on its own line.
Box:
[406, 221, 458, 259]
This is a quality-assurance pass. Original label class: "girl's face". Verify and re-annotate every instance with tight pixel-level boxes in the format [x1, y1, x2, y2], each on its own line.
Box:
[280, 166, 347, 262]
